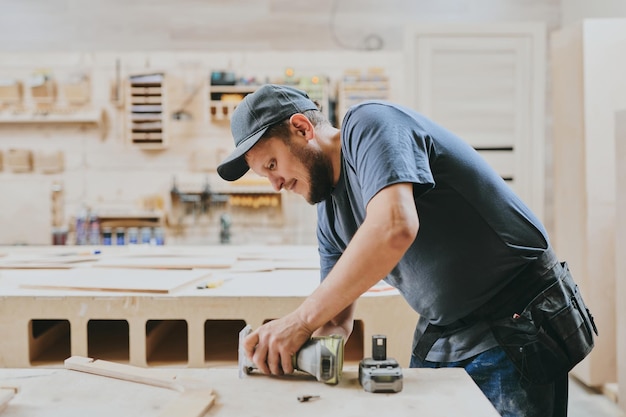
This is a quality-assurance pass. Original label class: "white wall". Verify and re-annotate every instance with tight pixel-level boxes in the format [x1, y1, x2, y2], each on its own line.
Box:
[0, 0, 561, 52]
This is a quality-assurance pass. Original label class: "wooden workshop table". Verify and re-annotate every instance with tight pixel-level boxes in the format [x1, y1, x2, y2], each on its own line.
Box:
[0, 245, 419, 369]
[0, 366, 501, 417]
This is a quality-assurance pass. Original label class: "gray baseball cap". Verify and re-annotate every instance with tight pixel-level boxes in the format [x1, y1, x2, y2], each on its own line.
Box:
[217, 84, 318, 181]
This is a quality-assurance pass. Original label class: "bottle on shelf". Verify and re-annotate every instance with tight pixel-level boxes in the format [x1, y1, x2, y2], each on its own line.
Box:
[88, 212, 101, 245]
[140, 227, 152, 244]
[115, 227, 125, 245]
[154, 227, 165, 245]
[102, 227, 112, 245]
[127, 227, 139, 245]
[74, 206, 88, 245]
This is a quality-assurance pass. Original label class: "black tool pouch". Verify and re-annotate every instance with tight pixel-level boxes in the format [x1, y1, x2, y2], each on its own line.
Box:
[489, 262, 598, 385]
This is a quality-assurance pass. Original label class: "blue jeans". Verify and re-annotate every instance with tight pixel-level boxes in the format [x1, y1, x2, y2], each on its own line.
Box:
[410, 346, 568, 417]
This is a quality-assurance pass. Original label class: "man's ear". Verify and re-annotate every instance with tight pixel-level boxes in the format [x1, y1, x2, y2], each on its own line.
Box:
[289, 113, 314, 139]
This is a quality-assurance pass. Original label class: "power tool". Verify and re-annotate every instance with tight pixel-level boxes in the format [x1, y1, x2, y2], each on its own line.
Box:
[359, 334, 403, 393]
[238, 324, 344, 385]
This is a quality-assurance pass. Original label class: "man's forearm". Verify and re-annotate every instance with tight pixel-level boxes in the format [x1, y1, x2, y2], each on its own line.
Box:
[312, 304, 356, 339]
[295, 184, 419, 335]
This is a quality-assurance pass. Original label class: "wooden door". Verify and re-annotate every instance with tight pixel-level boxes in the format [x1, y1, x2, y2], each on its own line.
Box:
[405, 23, 546, 221]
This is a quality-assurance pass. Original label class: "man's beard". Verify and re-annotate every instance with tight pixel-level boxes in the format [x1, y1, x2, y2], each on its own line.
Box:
[289, 143, 334, 204]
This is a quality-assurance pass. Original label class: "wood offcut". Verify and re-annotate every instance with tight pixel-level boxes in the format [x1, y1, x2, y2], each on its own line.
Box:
[65, 356, 215, 417]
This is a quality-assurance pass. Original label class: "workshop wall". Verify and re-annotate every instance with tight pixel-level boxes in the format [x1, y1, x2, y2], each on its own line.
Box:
[0, 0, 562, 53]
[0, 51, 406, 245]
[0, 1, 565, 246]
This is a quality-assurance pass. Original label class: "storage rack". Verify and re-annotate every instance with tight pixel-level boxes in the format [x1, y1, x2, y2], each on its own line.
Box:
[127, 73, 168, 149]
[336, 69, 389, 126]
[207, 78, 330, 122]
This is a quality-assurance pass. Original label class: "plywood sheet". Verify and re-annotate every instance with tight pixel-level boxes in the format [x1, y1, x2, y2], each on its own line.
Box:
[92, 256, 235, 270]
[158, 389, 215, 417]
[18, 268, 210, 294]
[0, 178, 52, 245]
[0, 254, 100, 269]
[0, 387, 18, 413]
[236, 246, 318, 262]
[0, 367, 501, 417]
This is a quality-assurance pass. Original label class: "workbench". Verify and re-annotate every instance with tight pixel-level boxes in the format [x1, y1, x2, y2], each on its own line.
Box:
[0, 366, 501, 416]
[0, 245, 419, 369]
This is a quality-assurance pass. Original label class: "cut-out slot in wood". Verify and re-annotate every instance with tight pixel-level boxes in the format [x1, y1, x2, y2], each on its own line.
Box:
[344, 320, 364, 363]
[204, 319, 246, 365]
[29, 319, 71, 365]
[87, 319, 129, 362]
[146, 320, 188, 366]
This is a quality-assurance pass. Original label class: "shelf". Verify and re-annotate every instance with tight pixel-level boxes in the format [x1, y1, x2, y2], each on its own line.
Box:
[209, 85, 260, 94]
[212, 177, 275, 195]
[97, 212, 164, 230]
[0, 108, 105, 126]
[207, 80, 330, 122]
[97, 211, 163, 221]
[337, 70, 390, 126]
[208, 84, 257, 121]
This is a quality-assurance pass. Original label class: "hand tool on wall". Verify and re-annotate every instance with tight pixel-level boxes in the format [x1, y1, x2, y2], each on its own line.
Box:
[238, 324, 344, 385]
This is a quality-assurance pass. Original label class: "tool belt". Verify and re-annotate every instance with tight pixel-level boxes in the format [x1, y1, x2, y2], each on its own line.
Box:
[413, 250, 598, 384]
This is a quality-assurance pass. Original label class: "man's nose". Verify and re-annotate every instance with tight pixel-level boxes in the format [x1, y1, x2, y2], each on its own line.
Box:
[268, 174, 282, 192]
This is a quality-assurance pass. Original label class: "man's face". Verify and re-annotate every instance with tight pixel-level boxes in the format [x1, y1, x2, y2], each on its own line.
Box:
[245, 135, 334, 204]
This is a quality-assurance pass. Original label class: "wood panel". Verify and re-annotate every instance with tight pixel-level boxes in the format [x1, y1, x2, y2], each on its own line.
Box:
[18, 268, 212, 294]
[0, 367, 501, 417]
[551, 19, 626, 387]
[0, 178, 52, 245]
[615, 109, 626, 413]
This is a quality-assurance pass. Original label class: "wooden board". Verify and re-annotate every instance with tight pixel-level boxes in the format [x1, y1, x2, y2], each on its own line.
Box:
[0, 255, 101, 269]
[92, 256, 235, 270]
[18, 268, 211, 294]
[65, 356, 185, 391]
[0, 179, 52, 245]
[0, 367, 500, 417]
[0, 263, 74, 270]
[0, 250, 102, 270]
[157, 390, 215, 417]
[0, 387, 18, 414]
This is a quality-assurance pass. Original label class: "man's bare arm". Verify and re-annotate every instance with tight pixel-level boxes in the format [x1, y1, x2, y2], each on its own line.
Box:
[243, 182, 419, 375]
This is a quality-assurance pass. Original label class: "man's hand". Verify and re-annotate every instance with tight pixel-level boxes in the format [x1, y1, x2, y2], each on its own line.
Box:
[243, 312, 313, 375]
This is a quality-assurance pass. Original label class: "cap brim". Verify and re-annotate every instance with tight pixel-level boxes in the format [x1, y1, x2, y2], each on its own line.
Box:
[217, 128, 267, 181]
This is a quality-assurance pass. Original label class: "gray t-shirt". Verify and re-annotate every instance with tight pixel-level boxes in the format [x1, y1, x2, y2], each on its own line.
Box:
[316, 102, 549, 362]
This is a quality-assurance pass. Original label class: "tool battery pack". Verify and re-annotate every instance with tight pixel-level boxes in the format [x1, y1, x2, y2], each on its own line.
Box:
[359, 357, 403, 393]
